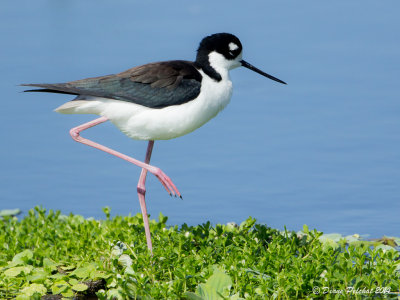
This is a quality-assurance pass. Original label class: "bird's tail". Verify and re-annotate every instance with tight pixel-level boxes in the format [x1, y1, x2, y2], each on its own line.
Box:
[21, 83, 95, 114]
[20, 83, 79, 96]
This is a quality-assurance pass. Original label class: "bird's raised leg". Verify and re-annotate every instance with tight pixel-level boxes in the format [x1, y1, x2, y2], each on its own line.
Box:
[137, 140, 154, 252]
[69, 117, 182, 253]
[69, 117, 181, 198]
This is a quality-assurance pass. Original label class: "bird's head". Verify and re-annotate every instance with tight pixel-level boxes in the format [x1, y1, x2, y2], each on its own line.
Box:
[196, 33, 286, 84]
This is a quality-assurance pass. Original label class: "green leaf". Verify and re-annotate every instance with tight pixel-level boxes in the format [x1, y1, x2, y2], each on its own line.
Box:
[124, 266, 135, 276]
[51, 280, 69, 294]
[43, 257, 59, 271]
[320, 239, 339, 250]
[239, 217, 256, 231]
[19, 283, 47, 296]
[4, 265, 33, 277]
[207, 268, 232, 294]
[48, 273, 68, 280]
[11, 249, 34, 265]
[62, 288, 75, 297]
[225, 222, 238, 232]
[158, 211, 168, 224]
[71, 264, 96, 279]
[72, 283, 89, 292]
[26, 268, 48, 283]
[90, 270, 110, 280]
[185, 291, 204, 300]
[102, 206, 111, 219]
[15, 296, 30, 300]
[230, 294, 244, 300]
[118, 254, 133, 267]
[196, 268, 232, 299]
[197, 284, 217, 299]
[60, 264, 76, 271]
[106, 288, 125, 300]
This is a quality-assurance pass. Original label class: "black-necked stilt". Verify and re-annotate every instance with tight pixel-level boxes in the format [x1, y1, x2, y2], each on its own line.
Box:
[22, 33, 286, 253]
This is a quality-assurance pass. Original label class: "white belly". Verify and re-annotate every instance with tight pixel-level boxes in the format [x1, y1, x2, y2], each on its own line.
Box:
[56, 70, 233, 140]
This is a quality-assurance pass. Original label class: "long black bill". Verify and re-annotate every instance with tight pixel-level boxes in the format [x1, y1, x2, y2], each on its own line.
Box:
[241, 60, 287, 85]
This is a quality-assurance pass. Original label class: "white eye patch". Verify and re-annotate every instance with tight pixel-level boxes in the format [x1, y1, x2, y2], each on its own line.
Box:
[228, 42, 239, 51]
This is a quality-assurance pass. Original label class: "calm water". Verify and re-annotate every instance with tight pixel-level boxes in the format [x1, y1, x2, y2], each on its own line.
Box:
[1, 1, 399, 238]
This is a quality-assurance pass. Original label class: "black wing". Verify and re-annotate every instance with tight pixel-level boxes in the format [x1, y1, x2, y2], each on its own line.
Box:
[22, 60, 203, 109]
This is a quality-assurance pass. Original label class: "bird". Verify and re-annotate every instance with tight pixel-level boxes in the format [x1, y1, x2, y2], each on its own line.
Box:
[22, 33, 286, 253]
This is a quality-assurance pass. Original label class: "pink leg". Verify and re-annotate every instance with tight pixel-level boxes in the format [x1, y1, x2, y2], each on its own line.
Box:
[69, 117, 181, 198]
[137, 141, 154, 252]
[69, 117, 183, 252]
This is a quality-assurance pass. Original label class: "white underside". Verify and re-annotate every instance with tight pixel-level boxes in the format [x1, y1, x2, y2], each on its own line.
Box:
[55, 68, 233, 140]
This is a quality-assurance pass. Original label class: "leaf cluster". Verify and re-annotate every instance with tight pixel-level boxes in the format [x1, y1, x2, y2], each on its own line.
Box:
[0, 207, 399, 299]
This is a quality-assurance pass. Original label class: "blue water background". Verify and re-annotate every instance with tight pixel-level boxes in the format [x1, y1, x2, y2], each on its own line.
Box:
[1, 1, 399, 238]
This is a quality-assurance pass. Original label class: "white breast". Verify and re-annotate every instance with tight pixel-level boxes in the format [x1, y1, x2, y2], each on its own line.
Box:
[57, 69, 233, 141]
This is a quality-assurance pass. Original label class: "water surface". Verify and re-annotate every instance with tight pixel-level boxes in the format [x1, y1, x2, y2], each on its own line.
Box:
[1, 1, 399, 238]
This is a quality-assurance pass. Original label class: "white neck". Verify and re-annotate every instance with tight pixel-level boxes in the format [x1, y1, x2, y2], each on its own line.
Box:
[208, 51, 241, 80]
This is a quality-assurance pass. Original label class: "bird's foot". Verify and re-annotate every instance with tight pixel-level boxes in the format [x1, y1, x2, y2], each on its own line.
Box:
[149, 166, 182, 198]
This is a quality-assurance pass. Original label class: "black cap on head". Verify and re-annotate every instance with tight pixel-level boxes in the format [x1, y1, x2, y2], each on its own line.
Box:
[196, 33, 243, 61]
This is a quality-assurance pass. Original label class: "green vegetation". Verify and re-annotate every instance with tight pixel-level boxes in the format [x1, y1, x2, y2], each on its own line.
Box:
[0, 207, 399, 299]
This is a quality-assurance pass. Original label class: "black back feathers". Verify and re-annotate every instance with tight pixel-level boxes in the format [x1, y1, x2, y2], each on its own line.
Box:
[22, 60, 202, 109]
